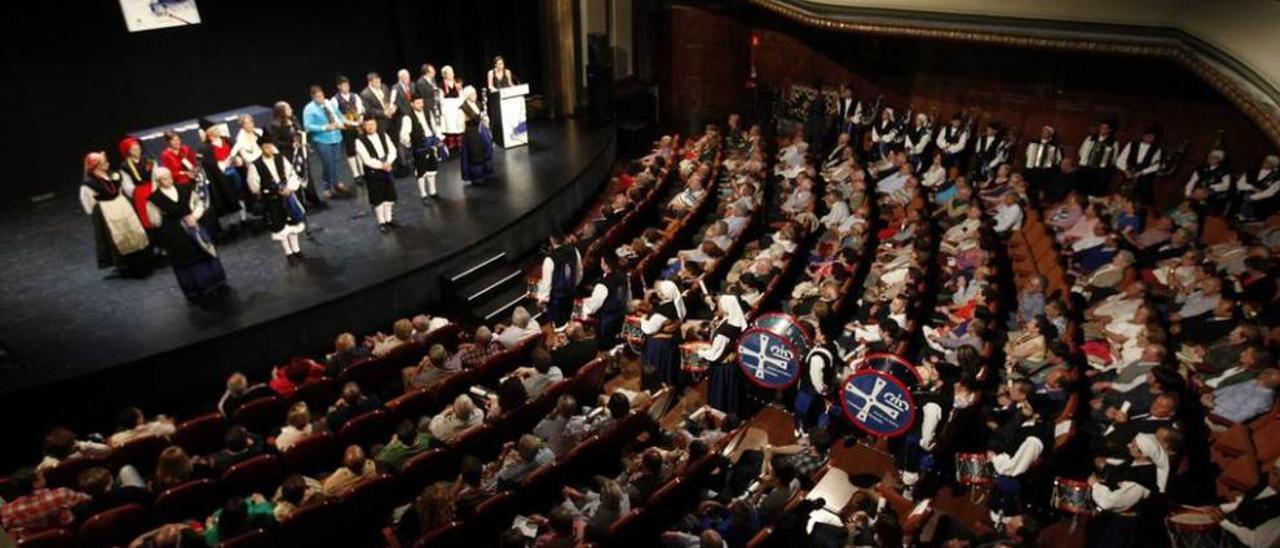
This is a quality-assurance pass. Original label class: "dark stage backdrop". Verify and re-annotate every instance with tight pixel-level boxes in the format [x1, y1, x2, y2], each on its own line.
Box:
[0, 0, 542, 201]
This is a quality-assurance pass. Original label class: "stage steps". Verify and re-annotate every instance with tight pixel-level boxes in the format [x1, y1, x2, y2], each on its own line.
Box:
[443, 252, 531, 323]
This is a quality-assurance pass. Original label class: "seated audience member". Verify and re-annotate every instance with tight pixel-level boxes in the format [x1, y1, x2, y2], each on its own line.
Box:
[370, 318, 415, 357]
[153, 445, 197, 492]
[325, 332, 371, 376]
[410, 314, 449, 344]
[534, 394, 582, 456]
[218, 372, 266, 417]
[0, 468, 90, 531]
[325, 382, 382, 432]
[208, 425, 263, 475]
[457, 325, 503, 368]
[394, 481, 455, 545]
[376, 418, 433, 471]
[496, 306, 541, 348]
[453, 456, 493, 519]
[487, 376, 531, 422]
[535, 506, 582, 547]
[272, 473, 322, 523]
[429, 395, 486, 443]
[275, 403, 314, 451]
[37, 427, 110, 472]
[1203, 368, 1280, 425]
[268, 357, 325, 398]
[322, 445, 377, 497]
[71, 466, 149, 523]
[203, 495, 276, 545]
[487, 434, 555, 489]
[515, 348, 564, 398]
[551, 323, 600, 374]
[403, 343, 458, 391]
[109, 406, 176, 447]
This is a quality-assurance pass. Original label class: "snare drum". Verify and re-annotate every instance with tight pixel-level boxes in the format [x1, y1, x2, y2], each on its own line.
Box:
[753, 313, 813, 351]
[955, 453, 994, 486]
[623, 315, 645, 354]
[681, 342, 712, 381]
[851, 353, 923, 391]
[1165, 511, 1224, 548]
[1051, 478, 1095, 515]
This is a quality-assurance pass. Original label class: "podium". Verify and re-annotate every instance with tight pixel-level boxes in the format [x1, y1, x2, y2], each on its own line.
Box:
[488, 84, 529, 149]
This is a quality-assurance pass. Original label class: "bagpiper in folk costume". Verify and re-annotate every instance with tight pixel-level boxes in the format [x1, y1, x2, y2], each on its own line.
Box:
[1115, 125, 1164, 205]
[81, 152, 151, 278]
[1023, 125, 1062, 205]
[246, 141, 307, 262]
[1078, 119, 1120, 197]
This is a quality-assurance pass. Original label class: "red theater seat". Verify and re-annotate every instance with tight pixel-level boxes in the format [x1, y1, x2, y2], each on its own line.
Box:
[154, 478, 220, 522]
[219, 454, 284, 499]
[231, 396, 287, 434]
[338, 408, 397, 449]
[172, 412, 228, 456]
[109, 434, 170, 474]
[281, 431, 342, 477]
[79, 503, 150, 548]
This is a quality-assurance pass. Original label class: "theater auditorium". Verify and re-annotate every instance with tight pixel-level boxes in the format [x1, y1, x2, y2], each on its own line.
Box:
[2, 1, 1280, 546]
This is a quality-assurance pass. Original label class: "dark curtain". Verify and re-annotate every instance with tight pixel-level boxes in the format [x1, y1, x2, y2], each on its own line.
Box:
[0, 0, 542, 201]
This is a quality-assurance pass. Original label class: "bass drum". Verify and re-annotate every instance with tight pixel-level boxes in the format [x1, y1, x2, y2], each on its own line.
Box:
[849, 352, 923, 391]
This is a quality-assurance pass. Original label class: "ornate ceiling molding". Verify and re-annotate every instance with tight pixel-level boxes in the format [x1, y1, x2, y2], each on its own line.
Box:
[747, 0, 1280, 148]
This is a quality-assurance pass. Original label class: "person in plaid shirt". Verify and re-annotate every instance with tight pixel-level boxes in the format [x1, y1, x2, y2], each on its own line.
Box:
[456, 326, 503, 368]
[0, 468, 90, 531]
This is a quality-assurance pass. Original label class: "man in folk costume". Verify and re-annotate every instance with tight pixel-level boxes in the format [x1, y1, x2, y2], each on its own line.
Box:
[641, 280, 687, 390]
[1087, 433, 1167, 547]
[360, 71, 396, 134]
[970, 122, 1006, 183]
[581, 254, 631, 350]
[146, 167, 228, 302]
[354, 118, 399, 233]
[832, 84, 863, 145]
[535, 232, 583, 329]
[1235, 154, 1280, 222]
[935, 113, 970, 170]
[986, 395, 1048, 521]
[700, 294, 749, 415]
[1203, 456, 1280, 547]
[81, 152, 150, 278]
[870, 107, 898, 161]
[116, 137, 158, 235]
[1023, 125, 1062, 205]
[1115, 125, 1164, 205]
[1078, 119, 1120, 197]
[399, 95, 442, 203]
[1183, 149, 1232, 215]
[903, 112, 933, 172]
[246, 141, 307, 262]
[331, 75, 366, 182]
[796, 328, 837, 432]
[897, 363, 950, 499]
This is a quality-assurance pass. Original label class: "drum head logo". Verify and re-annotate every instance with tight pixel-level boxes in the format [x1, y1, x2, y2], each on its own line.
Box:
[736, 328, 801, 389]
[840, 370, 916, 437]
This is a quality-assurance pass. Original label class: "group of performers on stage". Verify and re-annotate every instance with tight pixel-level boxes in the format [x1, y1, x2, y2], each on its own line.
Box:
[80, 57, 519, 301]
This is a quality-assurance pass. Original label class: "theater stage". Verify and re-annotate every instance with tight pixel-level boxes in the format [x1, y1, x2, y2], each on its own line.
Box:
[0, 120, 612, 448]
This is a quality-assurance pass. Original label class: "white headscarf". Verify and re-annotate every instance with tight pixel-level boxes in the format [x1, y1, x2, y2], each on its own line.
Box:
[656, 280, 686, 320]
[1134, 433, 1169, 493]
[718, 294, 747, 329]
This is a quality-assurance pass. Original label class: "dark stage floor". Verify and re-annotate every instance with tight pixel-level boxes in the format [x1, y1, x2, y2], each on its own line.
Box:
[0, 120, 613, 396]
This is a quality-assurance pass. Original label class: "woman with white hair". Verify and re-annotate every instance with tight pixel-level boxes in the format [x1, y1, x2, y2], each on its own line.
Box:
[1087, 433, 1166, 547]
[428, 394, 485, 443]
[642, 280, 687, 389]
[702, 294, 748, 414]
[147, 166, 228, 301]
[459, 85, 495, 184]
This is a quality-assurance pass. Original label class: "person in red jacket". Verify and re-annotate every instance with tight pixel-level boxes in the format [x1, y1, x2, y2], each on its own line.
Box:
[269, 357, 326, 397]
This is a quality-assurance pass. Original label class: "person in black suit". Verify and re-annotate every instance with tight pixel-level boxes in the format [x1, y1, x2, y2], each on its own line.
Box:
[324, 382, 383, 431]
[207, 425, 264, 475]
[413, 64, 439, 119]
[360, 72, 396, 134]
[551, 323, 600, 376]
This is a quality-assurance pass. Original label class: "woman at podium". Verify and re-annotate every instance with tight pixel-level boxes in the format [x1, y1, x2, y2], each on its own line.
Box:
[459, 86, 495, 184]
[486, 55, 517, 91]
